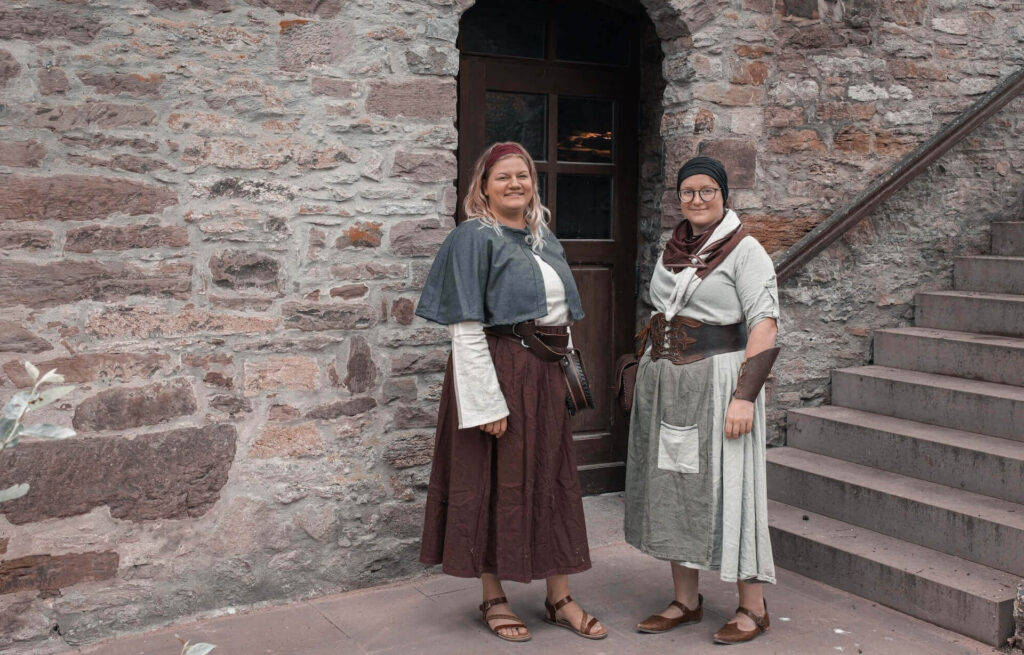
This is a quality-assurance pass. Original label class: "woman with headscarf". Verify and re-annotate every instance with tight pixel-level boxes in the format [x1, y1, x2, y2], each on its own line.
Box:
[416, 142, 607, 643]
[624, 156, 780, 645]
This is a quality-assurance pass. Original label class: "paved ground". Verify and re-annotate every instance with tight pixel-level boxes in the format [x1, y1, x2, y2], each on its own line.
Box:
[71, 494, 999, 655]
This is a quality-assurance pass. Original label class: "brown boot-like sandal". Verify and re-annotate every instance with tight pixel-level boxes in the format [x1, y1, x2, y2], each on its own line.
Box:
[479, 596, 531, 643]
[637, 594, 703, 633]
[543, 595, 608, 640]
[713, 600, 769, 645]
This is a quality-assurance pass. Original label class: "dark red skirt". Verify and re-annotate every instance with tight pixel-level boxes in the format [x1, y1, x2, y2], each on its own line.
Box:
[419, 333, 592, 582]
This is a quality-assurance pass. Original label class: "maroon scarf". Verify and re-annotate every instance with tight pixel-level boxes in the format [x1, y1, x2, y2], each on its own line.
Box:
[662, 217, 748, 279]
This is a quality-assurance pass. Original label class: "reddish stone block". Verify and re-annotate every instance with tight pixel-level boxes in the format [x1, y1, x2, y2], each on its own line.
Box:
[765, 106, 806, 127]
[742, 214, 822, 253]
[345, 336, 376, 393]
[0, 261, 191, 308]
[60, 133, 158, 153]
[283, 302, 377, 331]
[3, 353, 169, 387]
[311, 77, 359, 97]
[768, 129, 827, 154]
[73, 378, 197, 432]
[382, 432, 432, 468]
[0, 538, 6, 555]
[78, 73, 164, 96]
[277, 21, 350, 72]
[0, 321, 52, 353]
[392, 150, 457, 183]
[880, 0, 925, 25]
[18, 103, 157, 130]
[0, 175, 176, 222]
[874, 130, 915, 157]
[817, 102, 876, 120]
[693, 84, 764, 107]
[834, 126, 872, 154]
[390, 298, 415, 325]
[693, 108, 715, 134]
[0, 552, 118, 596]
[268, 404, 300, 421]
[329, 284, 368, 299]
[731, 61, 770, 86]
[87, 305, 276, 338]
[243, 356, 319, 395]
[65, 224, 188, 253]
[336, 222, 383, 248]
[250, 0, 343, 16]
[203, 371, 233, 388]
[209, 250, 281, 292]
[331, 262, 409, 281]
[0, 424, 236, 523]
[735, 44, 773, 58]
[366, 79, 456, 121]
[250, 423, 322, 458]
[0, 229, 53, 250]
[305, 396, 377, 420]
[391, 405, 437, 429]
[383, 378, 417, 404]
[390, 349, 448, 375]
[698, 139, 757, 188]
[37, 68, 70, 95]
[66, 153, 172, 174]
[0, 50, 20, 87]
[0, 141, 45, 167]
[889, 60, 948, 81]
[389, 219, 449, 257]
[0, 8, 104, 44]
[210, 394, 252, 416]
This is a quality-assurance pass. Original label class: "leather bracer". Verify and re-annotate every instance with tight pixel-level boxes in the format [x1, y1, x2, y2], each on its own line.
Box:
[732, 347, 780, 402]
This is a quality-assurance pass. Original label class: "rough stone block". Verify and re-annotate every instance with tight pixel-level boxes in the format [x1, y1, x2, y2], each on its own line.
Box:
[765, 105, 805, 127]
[390, 298, 415, 325]
[0, 229, 53, 250]
[0, 424, 236, 523]
[0, 50, 20, 87]
[698, 139, 756, 188]
[0, 8, 105, 44]
[277, 21, 350, 72]
[382, 432, 433, 469]
[389, 219, 449, 257]
[377, 502, 422, 539]
[147, 0, 232, 10]
[311, 77, 359, 97]
[390, 349, 448, 375]
[209, 250, 282, 292]
[250, 422, 322, 458]
[693, 84, 764, 107]
[769, 129, 827, 153]
[73, 378, 197, 432]
[336, 222, 382, 248]
[17, 103, 157, 130]
[0, 261, 191, 308]
[383, 378, 417, 404]
[731, 60, 769, 85]
[0, 175, 176, 222]
[391, 405, 436, 429]
[65, 224, 189, 253]
[78, 73, 164, 96]
[209, 394, 252, 416]
[252, 0, 343, 16]
[0, 141, 43, 168]
[283, 302, 377, 331]
[305, 397, 377, 419]
[817, 102, 876, 120]
[392, 150, 457, 182]
[743, 214, 822, 254]
[0, 552, 118, 596]
[366, 79, 456, 121]
[87, 305, 276, 338]
[3, 353, 169, 387]
[329, 284, 368, 299]
[37, 68, 69, 95]
[345, 336, 376, 393]
[243, 356, 319, 395]
[834, 127, 872, 154]
[0, 321, 52, 354]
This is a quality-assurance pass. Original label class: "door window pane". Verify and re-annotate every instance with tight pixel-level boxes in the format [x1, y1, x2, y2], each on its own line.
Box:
[485, 92, 547, 161]
[558, 96, 613, 163]
[556, 174, 612, 239]
[461, 0, 546, 59]
[555, 1, 629, 66]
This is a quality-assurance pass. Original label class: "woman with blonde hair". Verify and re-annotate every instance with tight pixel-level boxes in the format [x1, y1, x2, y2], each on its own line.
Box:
[416, 142, 606, 642]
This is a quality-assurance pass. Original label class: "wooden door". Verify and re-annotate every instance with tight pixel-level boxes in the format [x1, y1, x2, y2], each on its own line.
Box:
[457, 0, 642, 493]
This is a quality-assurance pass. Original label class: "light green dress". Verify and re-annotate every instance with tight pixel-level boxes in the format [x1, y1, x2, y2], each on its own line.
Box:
[624, 235, 780, 583]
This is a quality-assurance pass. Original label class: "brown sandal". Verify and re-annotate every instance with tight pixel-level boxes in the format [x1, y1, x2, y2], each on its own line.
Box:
[543, 594, 607, 640]
[479, 596, 531, 642]
[713, 600, 769, 645]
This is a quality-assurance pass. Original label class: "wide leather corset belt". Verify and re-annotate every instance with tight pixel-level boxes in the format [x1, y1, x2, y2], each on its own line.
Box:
[645, 314, 746, 365]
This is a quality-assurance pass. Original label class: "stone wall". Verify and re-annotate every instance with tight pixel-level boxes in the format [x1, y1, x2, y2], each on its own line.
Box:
[0, 0, 1023, 651]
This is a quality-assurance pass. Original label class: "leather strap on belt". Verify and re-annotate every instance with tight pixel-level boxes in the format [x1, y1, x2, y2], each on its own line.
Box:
[484, 322, 569, 363]
[641, 313, 747, 365]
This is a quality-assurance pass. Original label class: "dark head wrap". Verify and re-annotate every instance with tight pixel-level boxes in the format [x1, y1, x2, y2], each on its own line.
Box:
[676, 156, 729, 202]
[484, 143, 528, 175]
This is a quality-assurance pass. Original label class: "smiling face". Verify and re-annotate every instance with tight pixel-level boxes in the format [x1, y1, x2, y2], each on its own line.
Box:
[484, 155, 533, 225]
[678, 173, 725, 235]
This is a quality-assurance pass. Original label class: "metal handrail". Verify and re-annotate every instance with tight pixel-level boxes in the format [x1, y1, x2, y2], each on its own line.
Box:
[775, 67, 1024, 284]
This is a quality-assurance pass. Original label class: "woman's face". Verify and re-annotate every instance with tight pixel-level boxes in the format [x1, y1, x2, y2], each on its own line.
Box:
[678, 173, 725, 234]
[484, 155, 533, 221]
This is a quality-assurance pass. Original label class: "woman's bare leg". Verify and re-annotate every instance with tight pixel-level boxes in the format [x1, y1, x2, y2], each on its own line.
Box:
[545, 574, 606, 635]
[481, 573, 528, 638]
[651, 563, 700, 618]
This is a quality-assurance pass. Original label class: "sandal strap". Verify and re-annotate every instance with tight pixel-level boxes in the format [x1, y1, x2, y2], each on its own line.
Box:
[485, 613, 521, 622]
[582, 614, 598, 634]
[479, 596, 509, 614]
[490, 621, 526, 631]
[735, 605, 768, 632]
[549, 594, 573, 612]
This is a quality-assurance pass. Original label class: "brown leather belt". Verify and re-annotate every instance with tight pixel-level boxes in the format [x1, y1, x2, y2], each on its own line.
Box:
[484, 322, 569, 363]
[639, 313, 746, 365]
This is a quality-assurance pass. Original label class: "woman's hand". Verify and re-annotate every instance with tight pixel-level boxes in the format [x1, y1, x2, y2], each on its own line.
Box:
[724, 398, 754, 439]
[479, 417, 508, 438]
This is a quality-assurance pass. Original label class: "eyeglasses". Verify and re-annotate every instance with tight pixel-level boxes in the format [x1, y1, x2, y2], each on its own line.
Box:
[679, 187, 720, 203]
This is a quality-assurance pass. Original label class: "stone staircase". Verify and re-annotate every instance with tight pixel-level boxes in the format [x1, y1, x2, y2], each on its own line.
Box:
[767, 220, 1024, 647]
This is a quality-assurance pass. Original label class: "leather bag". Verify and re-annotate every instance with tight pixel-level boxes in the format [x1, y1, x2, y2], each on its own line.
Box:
[562, 348, 595, 416]
[613, 353, 639, 414]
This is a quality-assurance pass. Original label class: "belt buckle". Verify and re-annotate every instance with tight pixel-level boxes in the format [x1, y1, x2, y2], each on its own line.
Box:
[511, 323, 529, 349]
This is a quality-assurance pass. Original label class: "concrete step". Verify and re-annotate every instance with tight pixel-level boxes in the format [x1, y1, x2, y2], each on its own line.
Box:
[788, 406, 1024, 504]
[766, 447, 1024, 576]
[954, 255, 1024, 294]
[873, 326, 1024, 386]
[992, 221, 1024, 256]
[768, 500, 1017, 647]
[915, 290, 1024, 337]
[831, 365, 1024, 441]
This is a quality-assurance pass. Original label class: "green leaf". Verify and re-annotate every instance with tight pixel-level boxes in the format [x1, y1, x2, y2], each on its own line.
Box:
[37, 369, 65, 386]
[0, 483, 29, 503]
[28, 386, 75, 410]
[0, 417, 20, 444]
[20, 424, 75, 440]
[4, 392, 31, 420]
[185, 643, 217, 655]
[24, 361, 39, 382]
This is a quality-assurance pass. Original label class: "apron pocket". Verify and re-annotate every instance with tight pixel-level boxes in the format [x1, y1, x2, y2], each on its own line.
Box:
[657, 422, 700, 474]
